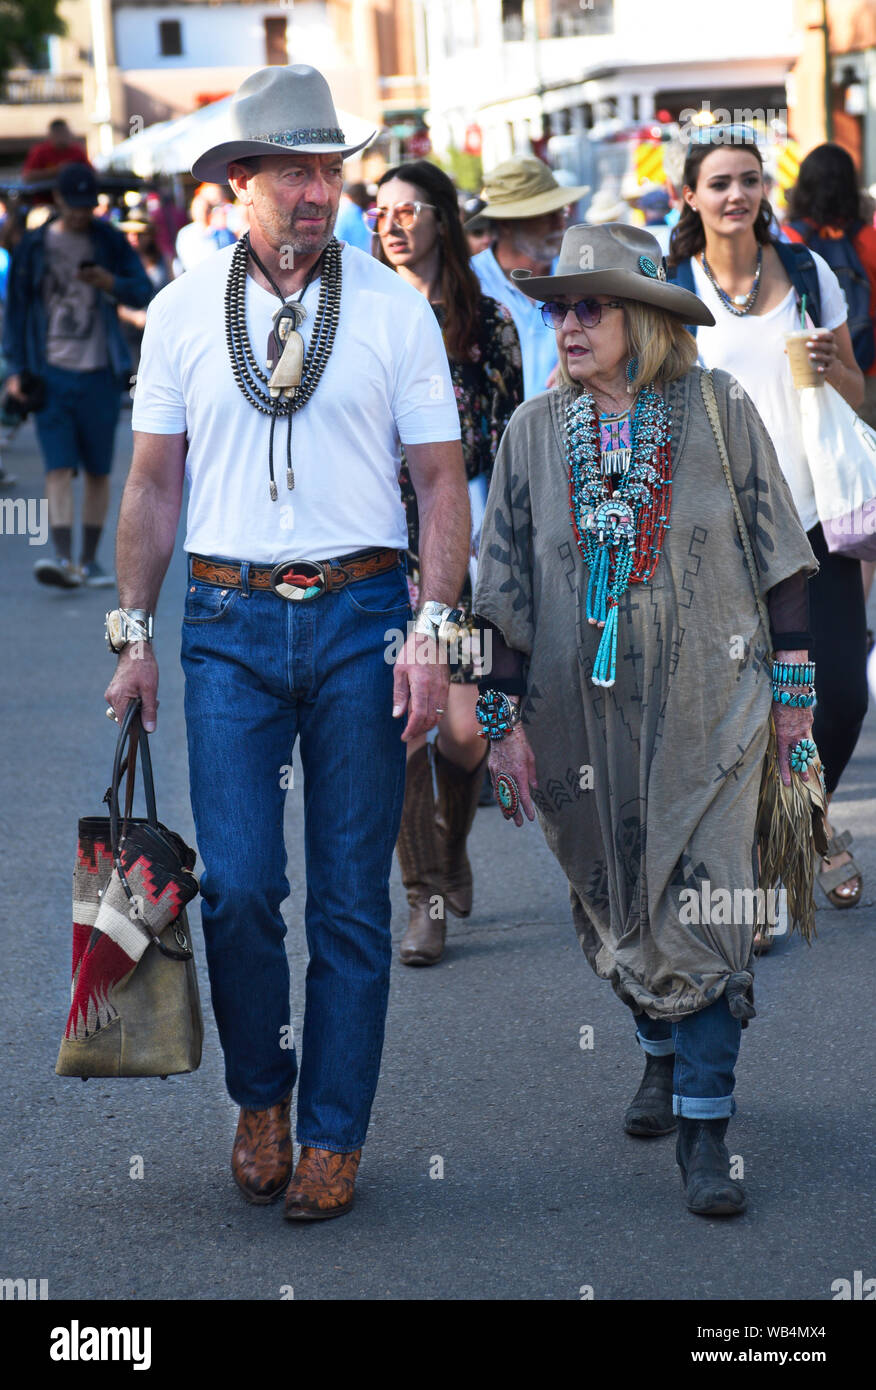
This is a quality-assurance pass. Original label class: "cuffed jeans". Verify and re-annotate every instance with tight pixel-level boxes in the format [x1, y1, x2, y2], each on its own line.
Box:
[180, 556, 410, 1152]
[635, 995, 742, 1119]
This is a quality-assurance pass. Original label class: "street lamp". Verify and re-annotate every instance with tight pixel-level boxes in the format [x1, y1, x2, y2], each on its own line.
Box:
[821, 0, 833, 142]
[88, 0, 115, 155]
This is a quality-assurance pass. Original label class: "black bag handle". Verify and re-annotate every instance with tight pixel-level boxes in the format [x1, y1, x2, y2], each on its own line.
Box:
[108, 697, 192, 962]
[110, 697, 158, 841]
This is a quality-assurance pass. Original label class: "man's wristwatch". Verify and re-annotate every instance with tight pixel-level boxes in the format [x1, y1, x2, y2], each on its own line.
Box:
[105, 608, 154, 654]
[412, 600, 466, 643]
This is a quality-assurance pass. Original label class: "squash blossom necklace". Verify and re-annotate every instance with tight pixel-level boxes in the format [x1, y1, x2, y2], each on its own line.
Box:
[225, 232, 342, 500]
[566, 383, 672, 687]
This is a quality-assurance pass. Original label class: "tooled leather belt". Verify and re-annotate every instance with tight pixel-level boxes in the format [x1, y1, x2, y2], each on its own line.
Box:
[191, 547, 401, 602]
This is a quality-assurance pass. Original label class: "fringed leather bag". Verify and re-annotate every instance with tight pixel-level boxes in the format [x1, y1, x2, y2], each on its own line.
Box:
[56, 698, 203, 1078]
[701, 370, 828, 941]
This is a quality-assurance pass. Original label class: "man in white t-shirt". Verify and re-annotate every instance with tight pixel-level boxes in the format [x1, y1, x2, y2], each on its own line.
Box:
[104, 65, 468, 1222]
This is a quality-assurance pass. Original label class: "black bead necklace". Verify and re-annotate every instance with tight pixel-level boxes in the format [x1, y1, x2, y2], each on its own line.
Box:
[224, 233, 342, 498]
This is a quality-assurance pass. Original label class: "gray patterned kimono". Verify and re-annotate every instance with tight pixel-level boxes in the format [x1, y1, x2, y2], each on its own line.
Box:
[474, 367, 817, 1020]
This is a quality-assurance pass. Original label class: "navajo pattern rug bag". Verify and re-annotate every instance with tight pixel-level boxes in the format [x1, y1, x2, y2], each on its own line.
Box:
[56, 698, 203, 1078]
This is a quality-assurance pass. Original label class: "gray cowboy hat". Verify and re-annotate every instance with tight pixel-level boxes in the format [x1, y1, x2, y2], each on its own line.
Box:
[191, 64, 376, 183]
[511, 222, 715, 326]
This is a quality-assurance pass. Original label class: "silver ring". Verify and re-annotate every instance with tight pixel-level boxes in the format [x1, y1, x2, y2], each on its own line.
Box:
[435, 707, 445, 715]
[105, 706, 117, 721]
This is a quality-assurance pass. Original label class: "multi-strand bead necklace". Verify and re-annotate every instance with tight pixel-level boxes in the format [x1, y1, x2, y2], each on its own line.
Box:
[700, 245, 763, 315]
[224, 233, 342, 499]
[566, 384, 672, 687]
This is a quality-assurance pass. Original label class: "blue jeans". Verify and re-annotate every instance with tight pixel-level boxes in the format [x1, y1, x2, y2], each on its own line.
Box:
[180, 557, 410, 1151]
[635, 996, 742, 1119]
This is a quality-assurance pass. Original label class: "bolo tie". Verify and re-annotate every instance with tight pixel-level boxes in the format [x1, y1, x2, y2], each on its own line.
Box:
[224, 233, 342, 499]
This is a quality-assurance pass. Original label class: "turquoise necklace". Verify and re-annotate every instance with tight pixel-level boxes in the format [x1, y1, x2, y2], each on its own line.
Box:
[566, 384, 672, 687]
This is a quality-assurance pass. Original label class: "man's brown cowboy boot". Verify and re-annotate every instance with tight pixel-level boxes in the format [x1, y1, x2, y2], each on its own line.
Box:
[231, 1095, 293, 1204]
[396, 744, 446, 965]
[283, 1146, 361, 1221]
[433, 746, 487, 918]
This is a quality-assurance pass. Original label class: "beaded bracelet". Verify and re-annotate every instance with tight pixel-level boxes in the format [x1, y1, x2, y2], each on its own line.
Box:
[772, 688, 816, 708]
[771, 661, 815, 688]
[475, 690, 521, 741]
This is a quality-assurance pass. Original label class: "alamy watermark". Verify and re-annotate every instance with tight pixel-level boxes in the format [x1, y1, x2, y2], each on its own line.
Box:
[679, 880, 787, 934]
[1, 1276, 48, 1299]
[0, 497, 48, 546]
[383, 624, 492, 674]
[50, 1322, 152, 1369]
[678, 101, 790, 140]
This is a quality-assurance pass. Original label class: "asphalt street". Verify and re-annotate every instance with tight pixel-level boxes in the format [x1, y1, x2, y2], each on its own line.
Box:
[0, 413, 873, 1303]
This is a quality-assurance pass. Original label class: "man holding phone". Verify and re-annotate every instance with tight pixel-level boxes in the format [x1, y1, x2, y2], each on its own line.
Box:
[2, 164, 153, 586]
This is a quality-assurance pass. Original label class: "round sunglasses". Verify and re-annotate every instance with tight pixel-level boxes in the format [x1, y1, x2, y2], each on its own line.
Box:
[363, 201, 437, 232]
[540, 298, 625, 329]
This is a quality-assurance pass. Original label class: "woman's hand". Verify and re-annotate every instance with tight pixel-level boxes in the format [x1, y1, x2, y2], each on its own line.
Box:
[771, 701, 814, 787]
[802, 328, 838, 376]
[799, 322, 865, 410]
[487, 725, 538, 827]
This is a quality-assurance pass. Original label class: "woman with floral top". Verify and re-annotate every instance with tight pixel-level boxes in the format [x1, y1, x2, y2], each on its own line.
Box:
[369, 160, 523, 966]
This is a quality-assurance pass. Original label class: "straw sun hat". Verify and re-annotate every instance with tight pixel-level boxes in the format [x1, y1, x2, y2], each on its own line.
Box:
[465, 156, 589, 226]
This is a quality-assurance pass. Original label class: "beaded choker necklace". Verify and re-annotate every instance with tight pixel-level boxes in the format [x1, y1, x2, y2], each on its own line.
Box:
[566, 385, 672, 687]
[225, 233, 342, 500]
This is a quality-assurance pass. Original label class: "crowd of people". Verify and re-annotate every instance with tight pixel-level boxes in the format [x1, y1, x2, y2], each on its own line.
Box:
[5, 73, 876, 1223]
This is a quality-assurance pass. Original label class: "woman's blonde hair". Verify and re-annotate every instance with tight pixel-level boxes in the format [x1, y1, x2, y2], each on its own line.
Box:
[558, 298, 697, 393]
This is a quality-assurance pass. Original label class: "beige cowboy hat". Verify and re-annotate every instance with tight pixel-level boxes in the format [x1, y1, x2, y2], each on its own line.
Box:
[585, 188, 630, 224]
[466, 156, 589, 226]
[511, 222, 715, 326]
[191, 65, 376, 183]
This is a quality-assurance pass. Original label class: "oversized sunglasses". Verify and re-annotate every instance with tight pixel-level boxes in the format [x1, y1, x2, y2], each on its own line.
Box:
[540, 298, 624, 329]
[363, 201, 437, 232]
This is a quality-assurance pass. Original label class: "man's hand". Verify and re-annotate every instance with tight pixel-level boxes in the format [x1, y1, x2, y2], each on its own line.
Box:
[4, 374, 23, 400]
[392, 631, 450, 741]
[78, 265, 115, 295]
[104, 644, 159, 731]
[488, 725, 538, 827]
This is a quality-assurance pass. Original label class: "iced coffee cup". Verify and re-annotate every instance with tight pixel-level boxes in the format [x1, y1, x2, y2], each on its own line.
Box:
[785, 329, 826, 388]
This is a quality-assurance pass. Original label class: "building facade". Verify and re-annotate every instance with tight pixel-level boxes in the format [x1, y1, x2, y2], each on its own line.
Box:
[789, 0, 876, 185]
[421, 0, 800, 178]
[1, 0, 427, 173]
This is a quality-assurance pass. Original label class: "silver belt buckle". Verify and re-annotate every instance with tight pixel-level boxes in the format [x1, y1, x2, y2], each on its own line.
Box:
[269, 559, 327, 601]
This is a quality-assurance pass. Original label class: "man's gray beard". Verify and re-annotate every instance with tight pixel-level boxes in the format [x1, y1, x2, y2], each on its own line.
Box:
[271, 206, 337, 257]
[510, 228, 563, 266]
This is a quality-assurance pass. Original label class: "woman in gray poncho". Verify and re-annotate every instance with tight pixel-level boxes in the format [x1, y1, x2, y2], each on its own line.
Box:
[473, 223, 818, 1218]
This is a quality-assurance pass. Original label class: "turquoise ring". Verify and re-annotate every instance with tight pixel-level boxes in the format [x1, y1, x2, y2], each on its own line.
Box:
[495, 772, 520, 820]
[789, 737, 817, 774]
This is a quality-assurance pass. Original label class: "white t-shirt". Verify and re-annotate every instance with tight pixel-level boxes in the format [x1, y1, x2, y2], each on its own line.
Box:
[691, 250, 848, 531]
[132, 242, 460, 562]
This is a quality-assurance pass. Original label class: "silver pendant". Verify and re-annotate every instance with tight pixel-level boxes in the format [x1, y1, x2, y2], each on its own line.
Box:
[267, 302, 308, 399]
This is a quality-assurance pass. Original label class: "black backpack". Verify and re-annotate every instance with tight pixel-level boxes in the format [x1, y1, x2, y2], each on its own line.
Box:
[786, 219, 875, 372]
[668, 240, 824, 338]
